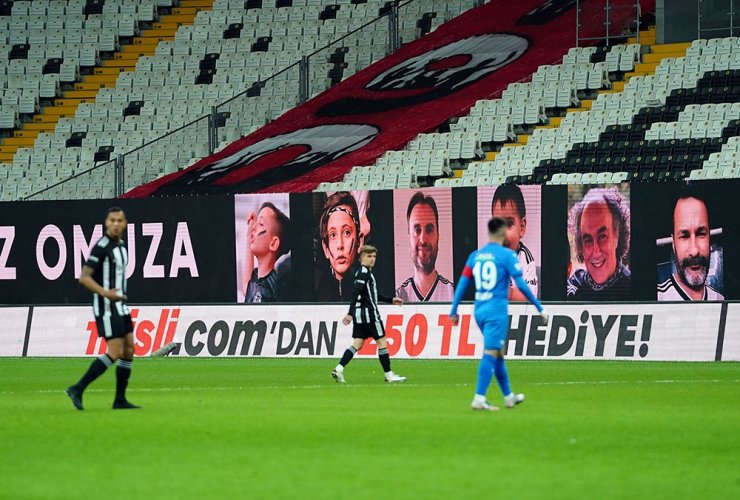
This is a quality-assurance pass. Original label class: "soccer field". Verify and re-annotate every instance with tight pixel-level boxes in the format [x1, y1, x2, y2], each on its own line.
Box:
[0, 358, 738, 499]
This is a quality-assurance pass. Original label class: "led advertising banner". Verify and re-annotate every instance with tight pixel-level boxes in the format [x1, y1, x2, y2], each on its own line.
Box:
[2, 180, 739, 305]
[20, 302, 733, 361]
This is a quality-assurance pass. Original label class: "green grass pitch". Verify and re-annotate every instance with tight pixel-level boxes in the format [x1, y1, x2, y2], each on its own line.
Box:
[1, 358, 738, 499]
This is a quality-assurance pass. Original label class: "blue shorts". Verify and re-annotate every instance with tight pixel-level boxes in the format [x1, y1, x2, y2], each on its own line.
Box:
[474, 313, 507, 351]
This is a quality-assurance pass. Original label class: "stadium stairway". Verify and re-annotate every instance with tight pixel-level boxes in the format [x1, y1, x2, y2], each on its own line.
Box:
[0, 0, 213, 166]
[481, 30, 691, 184]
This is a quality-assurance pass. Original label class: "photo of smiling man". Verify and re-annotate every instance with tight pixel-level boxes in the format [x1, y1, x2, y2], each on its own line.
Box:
[393, 189, 454, 303]
[657, 187, 724, 301]
[566, 185, 631, 301]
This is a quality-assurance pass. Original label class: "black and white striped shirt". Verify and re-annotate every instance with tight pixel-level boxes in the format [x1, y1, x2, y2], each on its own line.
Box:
[347, 266, 393, 324]
[85, 235, 130, 318]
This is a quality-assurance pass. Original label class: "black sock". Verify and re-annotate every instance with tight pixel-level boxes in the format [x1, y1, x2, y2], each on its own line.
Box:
[76, 354, 113, 391]
[339, 346, 357, 367]
[115, 358, 133, 402]
[378, 347, 391, 372]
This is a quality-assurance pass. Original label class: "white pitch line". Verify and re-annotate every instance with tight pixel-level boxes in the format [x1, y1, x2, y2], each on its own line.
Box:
[0, 379, 737, 396]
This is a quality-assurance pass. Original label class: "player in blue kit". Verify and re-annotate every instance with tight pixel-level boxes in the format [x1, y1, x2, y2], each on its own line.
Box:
[450, 217, 549, 411]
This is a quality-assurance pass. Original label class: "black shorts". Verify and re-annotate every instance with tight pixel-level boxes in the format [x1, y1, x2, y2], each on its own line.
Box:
[95, 314, 133, 339]
[352, 321, 386, 340]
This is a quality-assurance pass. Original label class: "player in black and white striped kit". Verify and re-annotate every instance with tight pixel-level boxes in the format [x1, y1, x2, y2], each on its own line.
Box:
[331, 245, 406, 383]
[66, 207, 140, 410]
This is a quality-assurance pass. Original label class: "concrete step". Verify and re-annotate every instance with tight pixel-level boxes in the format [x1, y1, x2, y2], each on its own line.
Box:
[159, 14, 196, 24]
[53, 98, 95, 107]
[2, 136, 36, 147]
[634, 62, 659, 73]
[63, 90, 99, 98]
[651, 42, 691, 54]
[132, 37, 164, 46]
[41, 105, 77, 116]
[73, 82, 109, 91]
[21, 122, 58, 132]
[179, 0, 214, 7]
[101, 59, 137, 69]
[624, 70, 651, 79]
[172, 7, 202, 15]
[120, 44, 157, 54]
[82, 74, 118, 84]
[12, 129, 40, 139]
[139, 28, 179, 38]
[32, 114, 62, 123]
[642, 51, 686, 63]
[152, 22, 182, 30]
[93, 66, 127, 75]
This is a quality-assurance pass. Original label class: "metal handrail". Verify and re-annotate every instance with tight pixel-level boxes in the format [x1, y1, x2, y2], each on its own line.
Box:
[576, 0, 642, 47]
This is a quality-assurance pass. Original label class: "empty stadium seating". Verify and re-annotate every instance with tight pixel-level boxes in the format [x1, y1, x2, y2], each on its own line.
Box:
[327, 33, 740, 192]
[1, 0, 479, 201]
[5, 2, 740, 201]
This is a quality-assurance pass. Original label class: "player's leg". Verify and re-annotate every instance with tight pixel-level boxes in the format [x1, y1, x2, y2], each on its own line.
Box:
[66, 316, 120, 410]
[332, 329, 365, 383]
[492, 349, 524, 408]
[471, 315, 499, 411]
[113, 322, 140, 409]
[482, 317, 518, 404]
[375, 322, 405, 383]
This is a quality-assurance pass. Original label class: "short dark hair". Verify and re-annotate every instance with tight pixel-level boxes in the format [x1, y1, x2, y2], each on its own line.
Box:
[568, 187, 630, 263]
[105, 206, 125, 224]
[492, 185, 526, 218]
[488, 217, 508, 235]
[259, 202, 291, 257]
[406, 191, 439, 227]
[672, 186, 709, 231]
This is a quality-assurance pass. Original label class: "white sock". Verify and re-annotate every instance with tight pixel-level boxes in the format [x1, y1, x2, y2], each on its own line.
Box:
[473, 394, 486, 403]
[335, 364, 344, 372]
[385, 370, 393, 376]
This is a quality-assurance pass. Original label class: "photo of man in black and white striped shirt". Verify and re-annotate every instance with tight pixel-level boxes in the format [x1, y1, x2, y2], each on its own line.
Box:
[66, 207, 140, 411]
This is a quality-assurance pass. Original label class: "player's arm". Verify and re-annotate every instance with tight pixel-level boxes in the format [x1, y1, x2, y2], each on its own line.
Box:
[378, 292, 402, 305]
[509, 283, 528, 302]
[449, 259, 474, 323]
[508, 254, 548, 321]
[79, 263, 125, 302]
[344, 268, 369, 323]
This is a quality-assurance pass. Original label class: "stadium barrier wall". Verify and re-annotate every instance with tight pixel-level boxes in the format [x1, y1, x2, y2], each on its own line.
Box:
[1, 302, 736, 361]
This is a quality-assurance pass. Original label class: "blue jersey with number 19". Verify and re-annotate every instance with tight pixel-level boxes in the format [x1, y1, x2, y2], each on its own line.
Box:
[465, 242, 521, 317]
